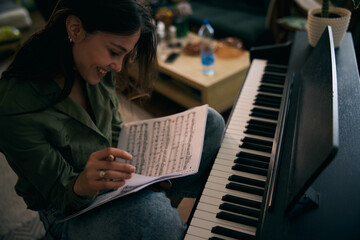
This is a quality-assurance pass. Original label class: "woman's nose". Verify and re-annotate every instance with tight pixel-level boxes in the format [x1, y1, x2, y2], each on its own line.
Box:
[110, 58, 123, 72]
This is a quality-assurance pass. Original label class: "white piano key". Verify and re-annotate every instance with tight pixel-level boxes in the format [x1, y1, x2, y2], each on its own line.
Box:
[205, 175, 264, 197]
[200, 187, 261, 204]
[212, 157, 234, 167]
[222, 134, 274, 147]
[218, 147, 238, 156]
[203, 182, 263, 202]
[208, 168, 266, 188]
[198, 194, 223, 207]
[196, 201, 258, 221]
[183, 233, 206, 240]
[185, 225, 212, 239]
[210, 162, 267, 182]
[219, 138, 274, 157]
[206, 175, 230, 186]
[219, 139, 273, 157]
[191, 211, 257, 235]
[196, 201, 222, 214]
[185, 225, 237, 240]
[199, 194, 261, 213]
[216, 151, 237, 162]
[206, 174, 264, 189]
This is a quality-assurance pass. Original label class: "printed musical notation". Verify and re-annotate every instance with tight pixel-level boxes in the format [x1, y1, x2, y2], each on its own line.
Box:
[122, 111, 197, 177]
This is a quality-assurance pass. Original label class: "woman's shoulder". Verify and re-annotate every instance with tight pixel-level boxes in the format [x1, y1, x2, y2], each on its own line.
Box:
[0, 76, 60, 116]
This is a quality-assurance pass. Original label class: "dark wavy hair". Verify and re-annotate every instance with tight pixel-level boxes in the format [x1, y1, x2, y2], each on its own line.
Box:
[2, 0, 157, 101]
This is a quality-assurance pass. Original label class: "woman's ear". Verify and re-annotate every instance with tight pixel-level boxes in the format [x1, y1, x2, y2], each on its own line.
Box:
[66, 15, 85, 43]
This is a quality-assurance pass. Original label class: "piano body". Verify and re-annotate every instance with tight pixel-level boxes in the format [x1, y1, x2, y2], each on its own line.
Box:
[184, 28, 360, 240]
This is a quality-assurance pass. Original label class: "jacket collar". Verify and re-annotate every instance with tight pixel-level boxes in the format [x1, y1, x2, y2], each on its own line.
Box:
[51, 82, 108, 137]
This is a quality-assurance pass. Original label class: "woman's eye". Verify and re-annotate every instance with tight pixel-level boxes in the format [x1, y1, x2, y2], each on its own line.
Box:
[110, 50, 120, 57]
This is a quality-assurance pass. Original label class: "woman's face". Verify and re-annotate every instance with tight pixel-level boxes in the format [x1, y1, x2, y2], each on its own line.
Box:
[72, 29, 141, 85]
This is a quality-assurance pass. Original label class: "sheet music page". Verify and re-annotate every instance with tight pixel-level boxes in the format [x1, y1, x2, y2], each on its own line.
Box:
[117, 104, 208, 176]
[60, 104, 208, 222]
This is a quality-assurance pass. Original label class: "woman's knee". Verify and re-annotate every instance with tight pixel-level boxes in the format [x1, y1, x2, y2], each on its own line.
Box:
[139, 191, 186, 239]
[204, 107, 225, 148]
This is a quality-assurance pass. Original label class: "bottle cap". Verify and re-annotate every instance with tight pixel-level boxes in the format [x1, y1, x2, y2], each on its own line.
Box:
[202, 19, 210, 25]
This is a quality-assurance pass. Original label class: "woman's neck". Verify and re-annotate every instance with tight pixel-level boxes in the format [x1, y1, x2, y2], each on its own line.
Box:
[55, 76, 93, 119]
[70, 77, 91, 113]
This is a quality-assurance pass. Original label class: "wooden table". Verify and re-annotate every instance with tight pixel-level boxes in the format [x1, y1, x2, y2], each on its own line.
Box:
[154, 33, 250, 113]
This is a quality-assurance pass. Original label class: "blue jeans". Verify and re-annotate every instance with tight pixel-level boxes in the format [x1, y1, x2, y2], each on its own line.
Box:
[39, 107, 225, 240]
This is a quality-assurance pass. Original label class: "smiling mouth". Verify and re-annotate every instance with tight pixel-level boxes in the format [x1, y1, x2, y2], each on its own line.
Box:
[97, 67, 108, 75]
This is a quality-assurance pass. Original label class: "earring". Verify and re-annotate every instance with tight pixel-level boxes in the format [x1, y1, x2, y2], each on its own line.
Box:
[68, 35, 73, 43]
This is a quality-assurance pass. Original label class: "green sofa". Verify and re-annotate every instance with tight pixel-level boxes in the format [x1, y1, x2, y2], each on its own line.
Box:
[187, 0, 273, 48]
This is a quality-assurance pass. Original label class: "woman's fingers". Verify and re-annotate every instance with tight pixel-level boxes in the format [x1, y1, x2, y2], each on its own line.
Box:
[91, 147, 133, 161]
[74, 148, 136, 196]
[98, 160, 136, 174]
[87, 147, 136, 174]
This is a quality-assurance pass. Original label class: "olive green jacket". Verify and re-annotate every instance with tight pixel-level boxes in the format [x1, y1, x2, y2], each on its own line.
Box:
[0, 73, 122, 214]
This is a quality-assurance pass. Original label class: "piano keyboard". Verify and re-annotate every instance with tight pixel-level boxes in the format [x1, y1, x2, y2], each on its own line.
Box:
[184, 59, 288, 240]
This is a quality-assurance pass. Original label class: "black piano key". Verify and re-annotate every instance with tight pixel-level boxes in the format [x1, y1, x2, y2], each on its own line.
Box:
[262, 72, 286, 78]
[222, 194, 262, 209]
[219, 202, 260, 218]
[267, 62, 288, 68]
[247, 119, 277, 129]
[264, 65, 287, 74]
[228, 175, 266, 188]
[261, 75, 285, 85]
[244, 128, 275, 138]
[232, 164, 268, 176]
[254, 94, 282, 107]
[234, 156, 269, 169]
[261, 77, 285, 86]
[262, 73, 286, 81]
[256, 93, 282, 102]
[267, 59, 288, 66]
[250, 108, 279, 120]
[216, 212, 258, 227]
[208, 237, 225, 240]
[246, 122, 276, 132]
[242, 137, 273, 147]
[258, 85, 283, 94]
[254, 99, 281, 109]
[236, 151, 270, 163]
[226, 182, 264, 196]
[211, 226, 255, 240]
[240, 142, 272, 153]
[246, 122, 276, 135]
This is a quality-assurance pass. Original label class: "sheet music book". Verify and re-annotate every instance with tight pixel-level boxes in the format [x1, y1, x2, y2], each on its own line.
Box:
[60, 104, 208, 222]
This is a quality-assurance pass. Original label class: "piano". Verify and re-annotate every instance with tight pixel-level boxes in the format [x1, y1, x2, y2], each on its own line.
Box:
[184, 28, 360, 240]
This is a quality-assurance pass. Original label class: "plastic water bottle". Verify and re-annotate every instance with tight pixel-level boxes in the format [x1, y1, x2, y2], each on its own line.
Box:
[198, 19, 215, 75]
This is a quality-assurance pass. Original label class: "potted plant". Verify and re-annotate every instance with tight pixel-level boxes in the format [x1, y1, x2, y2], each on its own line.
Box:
[307, 0, 359, 47]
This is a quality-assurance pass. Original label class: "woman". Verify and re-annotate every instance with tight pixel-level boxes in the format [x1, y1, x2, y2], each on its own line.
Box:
[0, 0, 225, 239]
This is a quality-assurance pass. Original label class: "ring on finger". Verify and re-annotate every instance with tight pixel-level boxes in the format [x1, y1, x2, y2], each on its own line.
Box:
[99, 170, 106, 179]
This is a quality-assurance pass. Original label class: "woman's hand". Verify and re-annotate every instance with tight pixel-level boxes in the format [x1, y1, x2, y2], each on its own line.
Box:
[74, 147, 135, 197]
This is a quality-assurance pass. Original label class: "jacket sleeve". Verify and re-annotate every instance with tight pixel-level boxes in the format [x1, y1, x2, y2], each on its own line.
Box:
[0, 114, 96, 214]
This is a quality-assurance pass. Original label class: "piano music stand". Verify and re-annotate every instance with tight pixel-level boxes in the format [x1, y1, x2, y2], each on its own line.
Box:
[285, 26, 339, 214]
